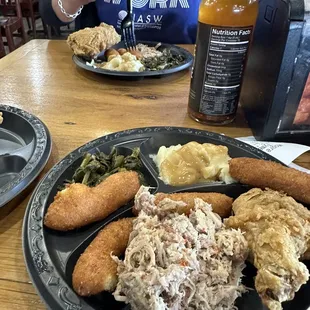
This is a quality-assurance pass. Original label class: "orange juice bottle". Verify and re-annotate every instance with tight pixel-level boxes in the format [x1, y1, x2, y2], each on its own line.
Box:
[188, 0, 259, 125]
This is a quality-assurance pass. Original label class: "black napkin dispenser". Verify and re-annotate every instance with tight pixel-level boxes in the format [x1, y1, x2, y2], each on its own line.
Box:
[241, 0, 310, 144]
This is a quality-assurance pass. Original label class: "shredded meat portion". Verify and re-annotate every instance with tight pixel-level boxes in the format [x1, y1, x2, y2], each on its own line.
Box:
[137, 43, 163, 59]
[113, 186, 248, 310]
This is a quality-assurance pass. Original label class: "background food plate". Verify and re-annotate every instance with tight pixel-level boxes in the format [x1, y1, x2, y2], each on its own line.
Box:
[72, 41, 193, 80]
[0, 104, 51, 208]
[23, 127, 310, 310]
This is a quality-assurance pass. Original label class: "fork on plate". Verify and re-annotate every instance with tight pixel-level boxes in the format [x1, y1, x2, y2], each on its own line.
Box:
[121, 0, 136, 50]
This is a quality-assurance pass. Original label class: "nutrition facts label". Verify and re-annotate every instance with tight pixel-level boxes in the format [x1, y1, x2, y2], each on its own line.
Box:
[197, 25, 252, 116]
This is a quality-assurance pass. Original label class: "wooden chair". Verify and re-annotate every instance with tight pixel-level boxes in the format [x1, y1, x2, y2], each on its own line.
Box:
[0, 32, 6, 58]
[0, 0, 27, 52]
[20, 0, 48, 38]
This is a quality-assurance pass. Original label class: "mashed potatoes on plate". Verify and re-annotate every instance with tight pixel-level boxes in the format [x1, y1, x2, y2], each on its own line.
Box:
[87, 52, 144, 72]
[152, 141, 236, 186]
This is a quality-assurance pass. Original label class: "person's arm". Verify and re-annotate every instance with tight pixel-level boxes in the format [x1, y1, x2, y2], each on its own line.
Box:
[39, 0, 94, 26]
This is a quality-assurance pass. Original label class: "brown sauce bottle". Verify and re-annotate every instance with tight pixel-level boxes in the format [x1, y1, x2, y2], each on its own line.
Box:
[188, 0, 259, 125]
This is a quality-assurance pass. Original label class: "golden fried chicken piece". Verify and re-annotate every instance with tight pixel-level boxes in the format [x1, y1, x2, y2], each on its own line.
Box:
[225, 188, 310, 310]
[67, 23, 121, 57]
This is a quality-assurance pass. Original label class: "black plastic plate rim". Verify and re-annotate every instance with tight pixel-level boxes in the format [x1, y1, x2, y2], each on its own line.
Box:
[72, 41, 193, 78]
[0, 104, 52, 208]
[22, 126, 282, 310]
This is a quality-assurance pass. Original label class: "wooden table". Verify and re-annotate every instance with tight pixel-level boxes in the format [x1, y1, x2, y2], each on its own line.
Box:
[0, 40, 309, 310]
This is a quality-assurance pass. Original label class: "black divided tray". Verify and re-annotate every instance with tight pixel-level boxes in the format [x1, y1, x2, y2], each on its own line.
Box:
[23, 127, 310, 310]
[72, 41, 193, 80]
[0, 105, 51, 207]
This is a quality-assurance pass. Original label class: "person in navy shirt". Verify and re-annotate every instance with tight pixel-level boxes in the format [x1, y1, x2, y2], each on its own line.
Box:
[40, 0, 200, 44]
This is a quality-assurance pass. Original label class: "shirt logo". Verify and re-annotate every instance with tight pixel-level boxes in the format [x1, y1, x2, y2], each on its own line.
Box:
[104, 0, 190, 9]
[117, 10, 164, 31]
[118, 10, 127, 19]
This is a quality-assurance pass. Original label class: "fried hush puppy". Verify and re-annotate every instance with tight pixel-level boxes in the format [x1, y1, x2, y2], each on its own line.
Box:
[229, 157, 310, 204]
[73, 218, 134, 296]
[44, 171, 140, 231]
[133, 191, 233, 218]
[154, 192, 233, 218]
